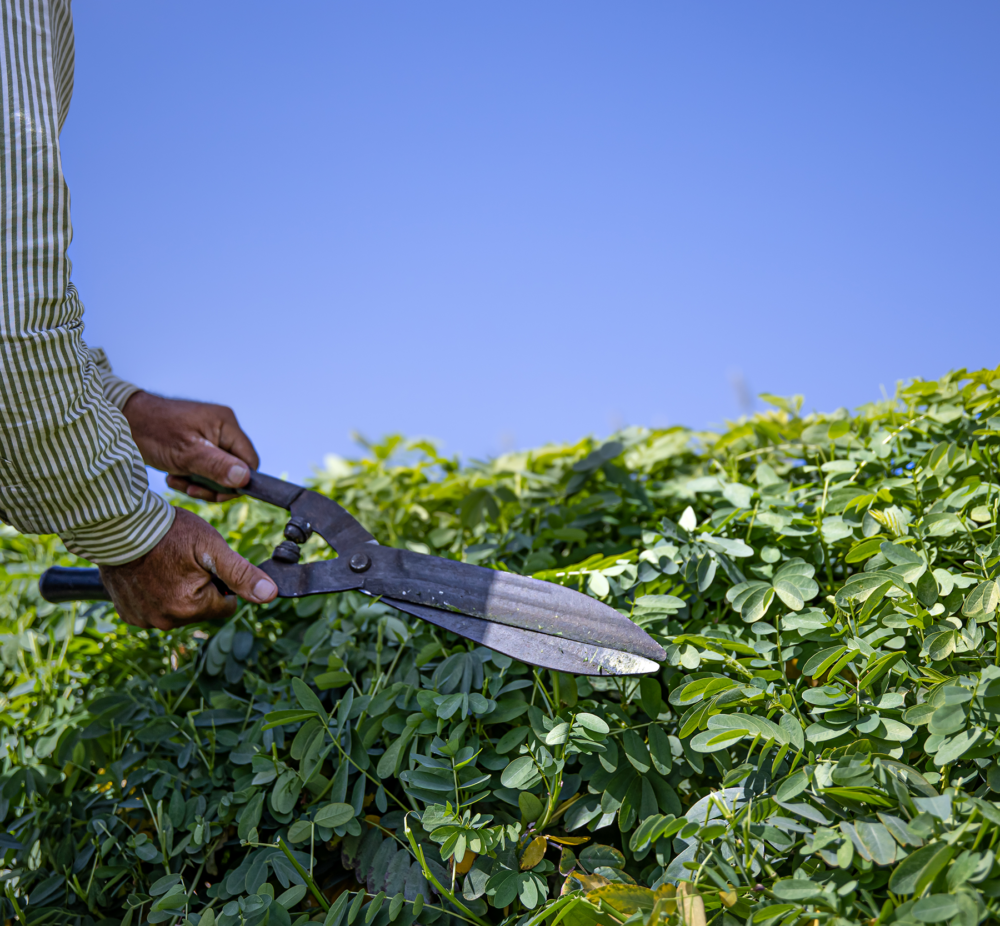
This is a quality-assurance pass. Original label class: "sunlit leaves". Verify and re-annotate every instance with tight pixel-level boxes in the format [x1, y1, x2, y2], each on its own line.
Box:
[11, 367, 1000, 926]
[963, 579, 1000, 619]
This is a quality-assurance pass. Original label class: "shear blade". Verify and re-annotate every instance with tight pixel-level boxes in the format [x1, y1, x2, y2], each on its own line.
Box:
[381, 597, 661, 676]
[264, 546, 665, 664]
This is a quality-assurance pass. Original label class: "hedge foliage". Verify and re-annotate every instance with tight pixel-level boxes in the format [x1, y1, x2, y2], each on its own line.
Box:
[4, 368, 1000, 926]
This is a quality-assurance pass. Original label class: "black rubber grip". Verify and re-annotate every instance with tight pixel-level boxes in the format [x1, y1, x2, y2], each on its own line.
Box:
[186, 471, 304, 510]
[39, 566, 112, 603]
[38, 565, 233, 604]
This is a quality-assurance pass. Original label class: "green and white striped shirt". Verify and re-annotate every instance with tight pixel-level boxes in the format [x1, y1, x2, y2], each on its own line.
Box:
[0, 0, 174, 565]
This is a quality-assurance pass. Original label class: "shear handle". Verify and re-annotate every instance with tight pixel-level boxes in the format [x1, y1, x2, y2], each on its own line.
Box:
[188, 472, 304, 509]
[188, 472, 376, 553]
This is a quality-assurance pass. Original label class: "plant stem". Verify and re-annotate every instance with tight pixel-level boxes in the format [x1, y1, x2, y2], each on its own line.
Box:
[277, 836, 329, 912]
[403, 815, 491, 926]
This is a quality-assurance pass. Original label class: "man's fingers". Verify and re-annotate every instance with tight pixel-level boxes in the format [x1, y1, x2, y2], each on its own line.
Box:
[166, 475, 219, 501]
[218, 412, 260, 472]
[183, 441, 251, 490]
[165, 475, 238, 503]
[176, 583, 238, 624]
[98, 567, 149, 628]
[202, 532, 278, 605]
[116, 603, 151, 629]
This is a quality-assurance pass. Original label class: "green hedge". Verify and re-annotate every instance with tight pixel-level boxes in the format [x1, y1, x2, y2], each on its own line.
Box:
[3, 369, 1000, 926]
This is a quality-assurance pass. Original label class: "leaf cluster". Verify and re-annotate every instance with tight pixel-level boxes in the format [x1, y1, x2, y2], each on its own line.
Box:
[3, 369, 1000, 926]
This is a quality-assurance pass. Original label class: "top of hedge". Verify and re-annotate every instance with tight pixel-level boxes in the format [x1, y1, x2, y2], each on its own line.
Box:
[2, 367, 1000, 926]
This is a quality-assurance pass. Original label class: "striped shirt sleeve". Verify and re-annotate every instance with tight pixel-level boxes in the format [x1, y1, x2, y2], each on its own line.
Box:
[88, 347, 141, 411]
[0, 0, 174, 565]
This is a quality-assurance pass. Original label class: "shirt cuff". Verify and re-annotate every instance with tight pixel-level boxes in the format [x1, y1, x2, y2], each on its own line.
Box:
[59, 489, 176, 566]
[88, 347, 142, 411]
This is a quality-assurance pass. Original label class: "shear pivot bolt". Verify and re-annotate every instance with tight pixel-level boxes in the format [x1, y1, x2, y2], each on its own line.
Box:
[349, 552, 371, 573]
[273, 540, 301, 563]
[284, 516, 312, 545]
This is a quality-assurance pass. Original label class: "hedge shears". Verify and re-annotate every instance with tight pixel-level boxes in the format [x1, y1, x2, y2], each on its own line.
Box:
[39, 471, 665, 675]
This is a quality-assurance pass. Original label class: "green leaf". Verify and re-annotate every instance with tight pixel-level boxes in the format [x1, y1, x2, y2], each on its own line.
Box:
[772, 561, 819, 610]
[325, 889, 352, 926]
[888, 843, 956, 895]
[638, 678, 662, 719]
[776, 770, 809, 802]
[911, 894, 960, 922]
[263, 710, 318, 730]
[673, 677, 737, 706]
[277, 884, 308, 909]
[149, 875, 182, 897]
[727, 580, 769, 610]
[933, 730, 982, 767]
[845, 535, 886, 563]
[314, 802, 355, 828]
[858, 652, 904, 690]
[876, 717, 913, 742]
[315, 671, 353, 689]
[722, 482, 754, 509]
[647, 725, 673, 775]
[858, 580, 894, 621]
[633, 594, 687, 613]
[928, 702, 966, 736]
[622, 731, 651, 774]
[855, 820, 896, 866]
[802, 646, 848, 678]
[292, 677, 328, 721]
[377, 729, 415, 779]
[238, 792, 264, 841]
[588, 573, 611, 598]
[153, 888, 188, 911]
[770, 880, 824, 902]
[578, 843, 626, 873]
[573, 442, 624, 473]
[927, 631, 959, 662]
[574, 713, 609, 735]
[741, 586, 775, 623]
[435, 693, 465, 719]
[501, 756, 539, 789]
[836, 571, 905, 608]
[690, 728, 746, 753]
[963, 579, 1000, 617]
[271, 770, 303, 815]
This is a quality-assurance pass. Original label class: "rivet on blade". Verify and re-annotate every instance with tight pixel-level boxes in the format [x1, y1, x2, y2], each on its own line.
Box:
[349, 552, 371, 573]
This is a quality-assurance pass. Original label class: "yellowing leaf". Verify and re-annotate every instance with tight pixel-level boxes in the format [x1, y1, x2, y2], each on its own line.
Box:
[676, 882, 707, 926]
[585, 884, 656, 916]
[718, 889, 738, 908]
[562, 872, 611, 895]
[520, 835, 547, 870]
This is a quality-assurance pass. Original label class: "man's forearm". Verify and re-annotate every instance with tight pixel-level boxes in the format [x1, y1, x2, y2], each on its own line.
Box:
[0, 0, 172, 565]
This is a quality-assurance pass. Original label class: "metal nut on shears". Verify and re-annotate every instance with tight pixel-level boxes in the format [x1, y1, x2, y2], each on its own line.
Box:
[284, 516, 312, 545]
[272, 540, 301, 563]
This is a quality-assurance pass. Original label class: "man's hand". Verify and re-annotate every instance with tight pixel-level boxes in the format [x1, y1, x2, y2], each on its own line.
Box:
[99, 508, 278, 629]
[122, 391, 259, 502]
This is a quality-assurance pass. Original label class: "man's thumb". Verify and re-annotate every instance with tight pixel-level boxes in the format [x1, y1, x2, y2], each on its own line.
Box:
[208, 534, 278, 604]
[187, 441, 251, 489]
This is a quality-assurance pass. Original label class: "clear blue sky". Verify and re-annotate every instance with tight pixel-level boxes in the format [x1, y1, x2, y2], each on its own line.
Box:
[63, 2, 1000, 487]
